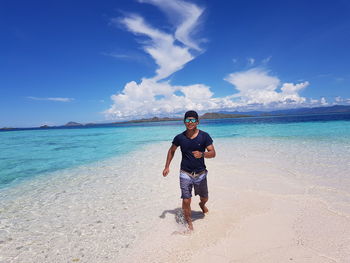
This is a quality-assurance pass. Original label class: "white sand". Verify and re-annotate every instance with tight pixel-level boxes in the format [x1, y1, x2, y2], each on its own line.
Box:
[1, 138, 349, 262]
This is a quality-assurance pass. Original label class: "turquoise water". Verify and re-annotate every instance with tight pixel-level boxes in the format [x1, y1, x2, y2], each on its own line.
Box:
[1, 114, 350, 188]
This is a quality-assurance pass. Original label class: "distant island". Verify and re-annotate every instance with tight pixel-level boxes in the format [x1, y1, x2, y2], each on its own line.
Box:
[116, 112, 251, 124]
[201, 112, 250, 119]
[64, 121, 83, 127]
[1, 105, 350, 131]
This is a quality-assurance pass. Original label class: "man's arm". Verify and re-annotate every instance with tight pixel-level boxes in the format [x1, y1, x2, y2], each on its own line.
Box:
[163, 144, 178, 177]
[204, 144, 216, 158]
[192, 144, 216, 159]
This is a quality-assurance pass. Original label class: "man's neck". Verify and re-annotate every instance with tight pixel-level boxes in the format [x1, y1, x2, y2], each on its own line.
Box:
[186, 128, 199, 138]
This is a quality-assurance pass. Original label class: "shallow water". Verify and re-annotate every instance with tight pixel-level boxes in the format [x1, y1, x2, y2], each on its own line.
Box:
[1, 113, 350, 188]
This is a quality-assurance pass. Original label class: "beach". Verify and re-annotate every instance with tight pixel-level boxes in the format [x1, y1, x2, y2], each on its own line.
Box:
[1, 136, 349, 262]
[2, 0, 350, 260]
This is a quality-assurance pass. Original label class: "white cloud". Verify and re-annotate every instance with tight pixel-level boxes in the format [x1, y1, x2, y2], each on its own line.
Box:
[105, 67, 311, 119]
[280, 82, 309, 103]
[224, 68, 309, 106]
[101, 52, 135, 60]
[334, 96, 350, 105]
[105, 1, 314, 120]
[247, 57, 255, 66]
[104, 78, 219, 119]
[335, 96, 343, 102]
[110, 0, 204, 81]
[309, 97, 334, 107]
[27, 97, 74, 102]
[106, 0, 209, 119]
[101, 52, 130, 59]
[320, 97, 328, 105]
[139, 0, 204, 51]
[112, 14, 194, 81]
[262, 56, 272, 64]
[310, 98, 319, 104]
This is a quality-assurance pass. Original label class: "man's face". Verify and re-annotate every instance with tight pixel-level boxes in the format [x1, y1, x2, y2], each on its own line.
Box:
[184, 117, 198, 130]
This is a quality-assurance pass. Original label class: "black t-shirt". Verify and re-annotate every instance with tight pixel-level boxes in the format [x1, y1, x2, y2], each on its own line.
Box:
[172, 129, 213, 173]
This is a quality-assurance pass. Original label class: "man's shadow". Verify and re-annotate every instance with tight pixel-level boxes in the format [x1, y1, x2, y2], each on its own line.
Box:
[159, 208, 205, 225]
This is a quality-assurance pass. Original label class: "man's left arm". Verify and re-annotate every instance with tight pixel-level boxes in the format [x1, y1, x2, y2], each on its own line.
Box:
[204, 144, 216, 158]
[192, 144, 216, 159]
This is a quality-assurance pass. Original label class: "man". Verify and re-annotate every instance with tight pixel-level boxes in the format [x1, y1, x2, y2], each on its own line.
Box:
[162, 110, 216, 231]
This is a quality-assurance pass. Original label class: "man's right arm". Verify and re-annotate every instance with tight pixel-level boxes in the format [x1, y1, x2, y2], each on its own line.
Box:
[163, 144, 178, 177]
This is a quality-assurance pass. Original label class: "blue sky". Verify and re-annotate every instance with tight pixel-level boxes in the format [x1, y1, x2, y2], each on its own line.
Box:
[1, 0, 350, 127]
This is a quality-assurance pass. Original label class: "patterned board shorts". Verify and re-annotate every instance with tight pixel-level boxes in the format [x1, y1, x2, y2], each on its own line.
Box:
[179, 170, 208, 199]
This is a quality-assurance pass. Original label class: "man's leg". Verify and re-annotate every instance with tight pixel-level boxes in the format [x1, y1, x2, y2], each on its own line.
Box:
[194, 176, 209, 214]
[199, 196, 209, 213]
[182, 198, 193, 230]
[180, 175, 194, 230]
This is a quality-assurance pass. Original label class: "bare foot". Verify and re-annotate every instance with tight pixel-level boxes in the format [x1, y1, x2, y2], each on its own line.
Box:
[187, 221, 194, 231]
[199, 202, 209, 213]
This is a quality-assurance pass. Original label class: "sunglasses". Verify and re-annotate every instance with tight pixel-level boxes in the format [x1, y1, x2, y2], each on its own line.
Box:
[185, 118, 197, 123]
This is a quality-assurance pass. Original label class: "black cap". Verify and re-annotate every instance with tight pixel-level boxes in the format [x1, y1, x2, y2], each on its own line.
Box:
[184, 110, 199, 120]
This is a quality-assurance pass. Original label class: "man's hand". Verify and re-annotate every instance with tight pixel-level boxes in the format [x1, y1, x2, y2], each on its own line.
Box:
[163, 167, 170, 177]
[163, 144, 178, 177]
[192, 151, 203, 159]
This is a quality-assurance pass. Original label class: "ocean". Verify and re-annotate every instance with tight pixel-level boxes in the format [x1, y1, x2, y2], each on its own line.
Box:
[1, 113, 350, 262]
[1, 113, 350, 189]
